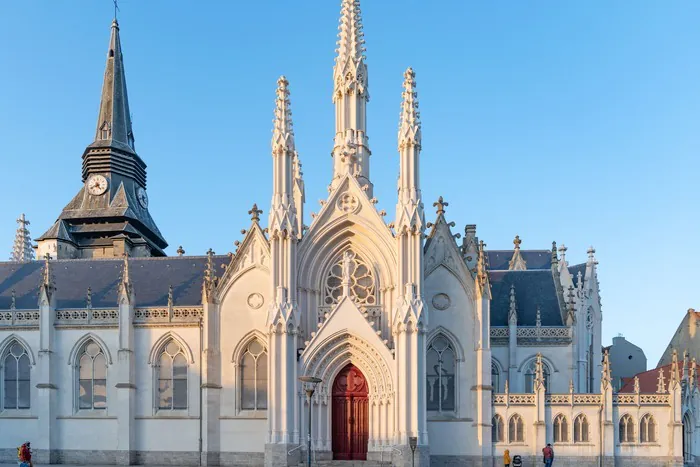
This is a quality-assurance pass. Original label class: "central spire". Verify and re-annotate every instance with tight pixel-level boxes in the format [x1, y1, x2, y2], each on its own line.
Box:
[331, 0, 372, 196]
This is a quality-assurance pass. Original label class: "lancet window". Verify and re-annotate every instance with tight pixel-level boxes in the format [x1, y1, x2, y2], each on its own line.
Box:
[509, 414, 524, 443]
[639, 414, 656, 443]
[240, 338, 267, 411]
[157, 341, 188, 410]
[491, 362, 501, 393]
[619, 414, 634, 443]
[323, 251, 376, 307]
[492, 414, 504, 443]
[574, 414, 589, 443]
[426, 334, 455, 413]
[2, 342, 30, 410]
[553, 414, 568, 443]
[77, 341, 107, 410]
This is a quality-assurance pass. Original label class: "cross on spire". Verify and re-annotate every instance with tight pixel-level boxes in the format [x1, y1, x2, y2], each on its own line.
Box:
[113, 0, 120, 22]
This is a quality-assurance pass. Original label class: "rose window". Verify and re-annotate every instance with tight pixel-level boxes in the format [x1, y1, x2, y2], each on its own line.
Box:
[324, 252, 376, 306]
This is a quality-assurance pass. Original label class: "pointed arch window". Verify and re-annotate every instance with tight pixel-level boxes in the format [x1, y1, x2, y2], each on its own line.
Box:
[77, 341, 107, 410]
[99, 121, 111, 140]
[426, 334, 455, 413]
[240, 338, 267, 411]
[683, 413, 693, 462]
[157, 341, 188, 410]
[509, 414, 524, 443]
[491, 362, 501, 393]
[323, 251, 377, 307]
[619, 414, 634, 443]
[492, 414, 504, 443]
[574, 414, 589, 443]
[640, 414, 656, 443]
[2, 342, 30, 409]
[553, 414, 568, 443]
[524, 359, 550, 393]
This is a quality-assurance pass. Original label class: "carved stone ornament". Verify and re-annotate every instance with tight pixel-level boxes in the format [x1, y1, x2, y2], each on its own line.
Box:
[247, 293, 264, 310]
[432, 293, 451, 311]
[336, 192, 360, 214]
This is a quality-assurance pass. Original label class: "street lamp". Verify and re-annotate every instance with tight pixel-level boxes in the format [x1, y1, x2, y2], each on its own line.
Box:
[409, 436, 418, 467]
[299, 376, 322, 467]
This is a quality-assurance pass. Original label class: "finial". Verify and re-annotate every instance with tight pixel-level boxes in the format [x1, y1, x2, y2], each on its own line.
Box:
[272, 76, 295, 154]
[504, 379, 509, 395]
[10, 213, 35, 262]
[569, 379, 574, 393]
[176, 246, 185, 256]
[41, 253, 55, 294]
[634, 376, 640, 394]
[534, 353, 545, 392]
[558, 244, 567, 265]
[334, 0, 368, 100]
[508, 284, 517, 324]
[691, 358, 697, 388]
[118, 253, 132, 302]
[249, 204, 263, 223]
[551, 241, 558, 265]
[476, 240, 489, 288]
[433, 196, 448, 215]
[656, 367, 667, 394]
[86, 287, 92, 309]
[10, 289, 16, 311]
[587, 246, 597, 264]
[513, 235, 522, 251]
[671, 349, 680, 386]
[398, 66, 421, 149]
[536, 305, 542, 328]
[601, 349, 612, 389]
[508, 236, 527, 271]
[167, 285, 173, 308]
[203, 248, 217, 303]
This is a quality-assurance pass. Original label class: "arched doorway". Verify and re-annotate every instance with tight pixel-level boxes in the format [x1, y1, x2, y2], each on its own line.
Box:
[332, 363, 369, 460]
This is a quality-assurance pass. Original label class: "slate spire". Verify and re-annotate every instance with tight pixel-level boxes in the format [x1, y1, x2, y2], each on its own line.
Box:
[93, 19, 135, 153]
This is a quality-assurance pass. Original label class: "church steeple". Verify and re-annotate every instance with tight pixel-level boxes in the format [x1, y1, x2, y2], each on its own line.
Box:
[36, 18, 167, 259]
[93, 20, 135, 153]
[330, 0, 372, 196]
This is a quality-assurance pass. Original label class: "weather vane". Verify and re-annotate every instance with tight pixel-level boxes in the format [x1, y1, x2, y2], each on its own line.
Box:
[113, 0, 120, 21]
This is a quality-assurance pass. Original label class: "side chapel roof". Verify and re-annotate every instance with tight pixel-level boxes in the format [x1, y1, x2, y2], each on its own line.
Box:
[0, 256, 228, 309]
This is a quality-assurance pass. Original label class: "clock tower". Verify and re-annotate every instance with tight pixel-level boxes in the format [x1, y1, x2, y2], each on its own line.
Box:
[36, 19, 167, 259]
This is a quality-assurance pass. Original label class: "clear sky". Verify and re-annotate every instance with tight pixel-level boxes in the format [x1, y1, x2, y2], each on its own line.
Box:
[0, 1, 698, 366]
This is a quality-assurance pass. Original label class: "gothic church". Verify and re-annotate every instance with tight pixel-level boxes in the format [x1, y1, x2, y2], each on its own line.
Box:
[1, 1, 696, 466]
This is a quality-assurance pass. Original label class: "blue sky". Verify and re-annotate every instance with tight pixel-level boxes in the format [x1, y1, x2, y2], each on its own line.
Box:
[0, 1, 698, 366]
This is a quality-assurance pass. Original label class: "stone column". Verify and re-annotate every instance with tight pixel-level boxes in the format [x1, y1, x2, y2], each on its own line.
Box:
[115, 263, 136, 465]
[200, 297, 222, 466]
[35, 284, 57, 465]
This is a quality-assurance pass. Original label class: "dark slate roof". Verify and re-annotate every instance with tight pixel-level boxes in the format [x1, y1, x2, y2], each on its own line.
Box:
[487, 250, 552, 271]
[0, 256, 229, 310]
[489, 270, 564, 327]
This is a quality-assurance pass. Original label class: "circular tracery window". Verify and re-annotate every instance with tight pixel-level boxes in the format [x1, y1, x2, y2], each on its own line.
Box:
[324, 252, 376, 306]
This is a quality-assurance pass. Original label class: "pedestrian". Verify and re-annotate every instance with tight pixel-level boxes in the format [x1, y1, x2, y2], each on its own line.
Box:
[503, 448, 511, 467]
[18, 442, 32, 467]
[542, 443, 554, 466]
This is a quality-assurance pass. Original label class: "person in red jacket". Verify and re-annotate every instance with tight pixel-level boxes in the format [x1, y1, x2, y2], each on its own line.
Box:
[19, 442, 32, 467]
[542, 443, 554, 467]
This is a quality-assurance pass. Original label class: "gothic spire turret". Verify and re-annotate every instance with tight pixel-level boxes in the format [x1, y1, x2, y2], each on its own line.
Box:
[395, 68, 424, 235]
[10, 214, 34, 262]
[331, 0, 372, 195]
[269, 76, 299, 239]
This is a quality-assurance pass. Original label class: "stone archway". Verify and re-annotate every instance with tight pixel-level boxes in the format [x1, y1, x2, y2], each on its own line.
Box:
[332, 364, 369, 460]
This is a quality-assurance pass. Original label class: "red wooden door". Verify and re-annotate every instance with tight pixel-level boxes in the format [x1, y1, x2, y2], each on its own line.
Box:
[332, 364, 368, 460]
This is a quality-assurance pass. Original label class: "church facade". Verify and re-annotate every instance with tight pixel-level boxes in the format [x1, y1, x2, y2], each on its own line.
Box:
[0, 1, 695, 466]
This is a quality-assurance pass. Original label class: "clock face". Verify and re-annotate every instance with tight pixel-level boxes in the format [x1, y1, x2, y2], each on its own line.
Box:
[137, 187, 149, 208]
[87, 175, 108, 196]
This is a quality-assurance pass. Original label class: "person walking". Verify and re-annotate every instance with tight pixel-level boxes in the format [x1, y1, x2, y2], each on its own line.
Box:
[18, 442, 32, 467]
[542, 443, 554, 467]
[503, 449, 511, 467]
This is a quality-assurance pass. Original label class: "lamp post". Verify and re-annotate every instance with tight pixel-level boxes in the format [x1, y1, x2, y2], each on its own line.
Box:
[409, 436, 418, 467]
[299, 376, 322, 467]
